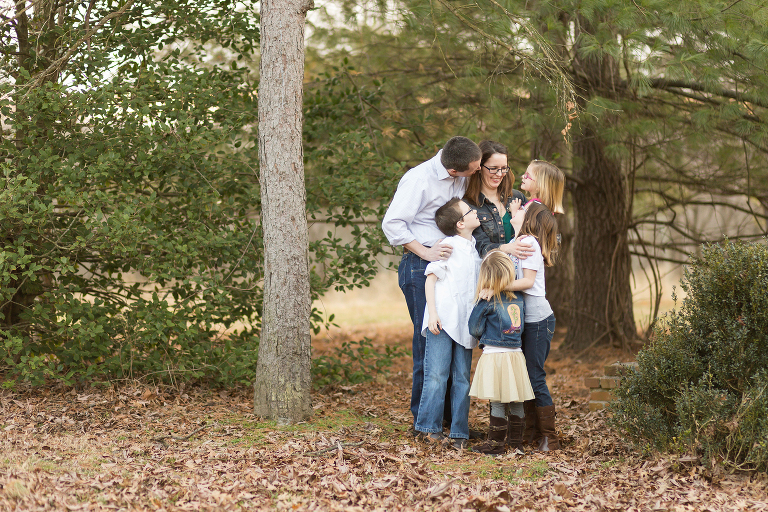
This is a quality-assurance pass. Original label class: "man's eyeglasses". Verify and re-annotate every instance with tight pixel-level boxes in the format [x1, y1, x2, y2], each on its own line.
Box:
[482, 164, 510, 176]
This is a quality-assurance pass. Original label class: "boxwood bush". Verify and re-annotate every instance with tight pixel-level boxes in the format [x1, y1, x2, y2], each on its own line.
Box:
[611, 238, 768, 470]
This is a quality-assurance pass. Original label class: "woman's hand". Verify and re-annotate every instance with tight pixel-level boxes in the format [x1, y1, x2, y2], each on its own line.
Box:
[499, 236, 535, 259]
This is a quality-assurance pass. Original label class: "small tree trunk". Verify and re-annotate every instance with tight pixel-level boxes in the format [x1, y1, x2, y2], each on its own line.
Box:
[253, 0, 314, 423]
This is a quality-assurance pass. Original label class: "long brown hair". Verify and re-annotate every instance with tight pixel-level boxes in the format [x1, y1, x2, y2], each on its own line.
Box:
[464, 140, 517, 207]
[518, 202, 559, 266]
[475, 251, 517, 302]
[527, 160, 565, 214]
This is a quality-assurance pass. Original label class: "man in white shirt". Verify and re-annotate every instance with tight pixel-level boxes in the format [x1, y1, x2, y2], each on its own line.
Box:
[382, 136, 482, 430]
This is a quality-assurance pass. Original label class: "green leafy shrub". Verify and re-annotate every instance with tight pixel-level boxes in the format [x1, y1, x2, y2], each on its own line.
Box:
[0, 3, 400, 388]
[311, 338, 410, 390]
[611, 238, 768, 470]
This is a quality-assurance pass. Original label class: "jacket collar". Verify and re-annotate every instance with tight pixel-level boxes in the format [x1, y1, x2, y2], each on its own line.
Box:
[478, 190, 508, 205]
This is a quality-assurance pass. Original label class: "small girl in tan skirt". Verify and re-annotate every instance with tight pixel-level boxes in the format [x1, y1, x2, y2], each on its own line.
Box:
[468, 250, 535, 455]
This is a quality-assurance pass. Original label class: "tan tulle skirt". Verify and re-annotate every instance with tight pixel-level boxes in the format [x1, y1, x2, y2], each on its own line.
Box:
[469, 351, 535, 403]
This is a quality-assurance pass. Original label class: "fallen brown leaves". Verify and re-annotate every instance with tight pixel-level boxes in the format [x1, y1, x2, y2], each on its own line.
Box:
[2, 335, 768, 511]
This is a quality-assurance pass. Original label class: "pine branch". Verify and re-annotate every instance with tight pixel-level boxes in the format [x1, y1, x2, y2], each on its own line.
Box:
[648, 78, 768, 110]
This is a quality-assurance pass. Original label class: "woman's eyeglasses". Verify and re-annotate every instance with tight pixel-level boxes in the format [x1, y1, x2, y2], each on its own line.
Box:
[482, 164, 509, 176]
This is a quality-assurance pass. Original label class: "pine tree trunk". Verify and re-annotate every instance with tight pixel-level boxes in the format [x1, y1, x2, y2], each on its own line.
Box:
[253, 0, 314, 423]
[529, 10, 574, 328]
[530, 114, 573, 328]
[563, 17, 637, 351]
[544, 205, 573, 327]
[567, 125, 636, 350]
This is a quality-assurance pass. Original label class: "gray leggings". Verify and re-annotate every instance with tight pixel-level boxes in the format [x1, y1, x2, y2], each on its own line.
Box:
[491, 401, 524, 418]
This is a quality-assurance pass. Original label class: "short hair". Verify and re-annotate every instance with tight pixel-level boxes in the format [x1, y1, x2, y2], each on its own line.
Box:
[434, 197, 464, 237]
[464, 140, 516, 207]
[440, 136, 481, 173]
[527, 160, 565, 214]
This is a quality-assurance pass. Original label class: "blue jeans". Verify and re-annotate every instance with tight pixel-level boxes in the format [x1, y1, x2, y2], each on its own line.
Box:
[398, 252, 452, 425]
[398, 251, 428, 422]
[521, 314, 556, 407]
[415, 328, 472, 439]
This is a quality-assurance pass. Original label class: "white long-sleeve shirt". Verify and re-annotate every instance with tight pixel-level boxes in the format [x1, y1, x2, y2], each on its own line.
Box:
[421, 235, 481, 349]
[381, 150, 468, 248]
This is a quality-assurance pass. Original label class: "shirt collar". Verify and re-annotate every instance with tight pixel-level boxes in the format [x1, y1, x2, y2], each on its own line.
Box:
[451, 235, 476, 250]
[433, 149, 455, 181]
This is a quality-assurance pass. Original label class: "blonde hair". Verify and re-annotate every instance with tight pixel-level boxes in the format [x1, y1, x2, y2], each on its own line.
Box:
[475, 251, 518, 302]
[527, 160, 565, 214]
[519, 202, 559, 266]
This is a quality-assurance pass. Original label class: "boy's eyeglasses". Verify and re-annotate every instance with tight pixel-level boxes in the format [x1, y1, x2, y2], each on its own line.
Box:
[461, 208, 475, 219]
[482, 164, 509, 176]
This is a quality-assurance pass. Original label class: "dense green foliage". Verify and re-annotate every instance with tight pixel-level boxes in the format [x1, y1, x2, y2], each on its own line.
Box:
[611, 239, 768, 470]
[312, 338, 410, 391]
[4, 0, 768, 386]
[0, 2, 399, 387]
[308, 0, 768, 349]
[1, 0, 263, 387]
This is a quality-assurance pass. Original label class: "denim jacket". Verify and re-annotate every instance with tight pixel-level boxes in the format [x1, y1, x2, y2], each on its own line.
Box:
[468, 294, 526, 349]
[471, 189, 526, 257]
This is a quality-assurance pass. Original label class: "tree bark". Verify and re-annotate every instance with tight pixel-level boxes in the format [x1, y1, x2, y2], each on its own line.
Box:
[529, 11, 574, 329]
[530, 105, 573, 328]
[253, 0, 314, 423]
[563, 17, 637, 351]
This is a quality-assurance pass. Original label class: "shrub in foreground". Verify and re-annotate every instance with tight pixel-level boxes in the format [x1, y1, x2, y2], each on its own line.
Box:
[611, 239, 768, 470]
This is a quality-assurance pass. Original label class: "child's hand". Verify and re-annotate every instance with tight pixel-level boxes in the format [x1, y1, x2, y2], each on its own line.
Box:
[428, 313, 442, 335]
[507, 198, 522, 216]
[478, 288, 493, 301]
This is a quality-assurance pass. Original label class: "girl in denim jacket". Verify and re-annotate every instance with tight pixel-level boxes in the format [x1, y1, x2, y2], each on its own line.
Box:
[468, 251, 535, 455]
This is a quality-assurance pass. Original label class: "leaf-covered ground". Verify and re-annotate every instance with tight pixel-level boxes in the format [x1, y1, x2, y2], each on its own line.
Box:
[2, 328, 767, 511]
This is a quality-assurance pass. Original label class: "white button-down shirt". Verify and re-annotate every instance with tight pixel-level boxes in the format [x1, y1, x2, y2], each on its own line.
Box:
[382, 150, 468, 248]
[420, 235, 481, 349]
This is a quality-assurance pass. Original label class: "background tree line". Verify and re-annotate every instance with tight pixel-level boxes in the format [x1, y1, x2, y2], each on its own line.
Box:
[307, 0, 768, 351]
[1, 0, 767, 390]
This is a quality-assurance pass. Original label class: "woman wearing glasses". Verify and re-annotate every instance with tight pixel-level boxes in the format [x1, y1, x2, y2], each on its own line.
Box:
[464, 140, 533, 259]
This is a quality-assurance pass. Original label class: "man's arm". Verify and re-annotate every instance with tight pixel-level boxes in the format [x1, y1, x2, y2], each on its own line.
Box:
[382, 172, 453, 262]
[381, 172, 423, 247]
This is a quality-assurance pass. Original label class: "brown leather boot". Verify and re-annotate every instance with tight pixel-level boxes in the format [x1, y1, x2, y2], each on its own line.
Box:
[522, 400, 540, 446]
[536, 405, 561, 451]
[473, 415, 507, 456]
[505, 414, 525, 451]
